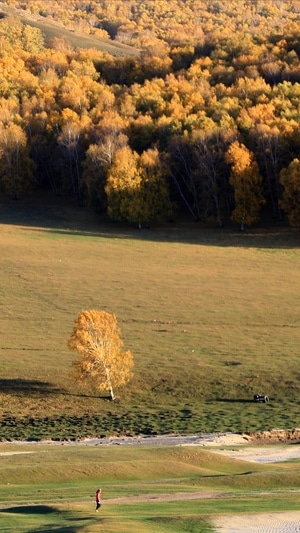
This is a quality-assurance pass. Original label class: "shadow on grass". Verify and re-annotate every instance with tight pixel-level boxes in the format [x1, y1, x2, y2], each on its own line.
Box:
[1, 505, 56, 514]
[215, 398, 274, 406]
[215, 398, 255, 403]
[1, 505, 96, 533]
[27, 525, 78, 533]
[0, 378, 64, 395]
[0, 192, 298, 249]
[28, 224, 299, 250]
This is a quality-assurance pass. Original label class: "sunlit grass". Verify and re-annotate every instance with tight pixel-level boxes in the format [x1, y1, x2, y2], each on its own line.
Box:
[0, 443, 300, 532]
[0, 195, 299, 439]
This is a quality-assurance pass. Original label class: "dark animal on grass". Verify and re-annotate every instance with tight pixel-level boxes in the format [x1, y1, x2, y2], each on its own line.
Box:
[254, 393, 269, 403]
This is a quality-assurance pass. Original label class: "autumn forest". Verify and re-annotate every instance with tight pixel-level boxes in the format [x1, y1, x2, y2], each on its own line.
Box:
[1, 0, 300, 229]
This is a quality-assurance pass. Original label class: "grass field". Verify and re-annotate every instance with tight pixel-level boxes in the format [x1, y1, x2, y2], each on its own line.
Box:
[0, 192, 299, 441]
[0, 442, 300, 532]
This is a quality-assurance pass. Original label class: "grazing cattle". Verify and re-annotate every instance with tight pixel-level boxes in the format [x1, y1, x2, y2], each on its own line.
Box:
[254, 393, 269, 402]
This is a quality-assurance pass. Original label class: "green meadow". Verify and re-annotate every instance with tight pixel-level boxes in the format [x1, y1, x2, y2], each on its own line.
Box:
[0, 442, 300, 532]
[0, 194, 300, 531]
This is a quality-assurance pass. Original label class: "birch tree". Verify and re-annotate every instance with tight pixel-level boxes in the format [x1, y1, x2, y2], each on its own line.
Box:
[226, 141, 264, 230]
[68, 310, 133, 401]
[0, 122, 35, 198]
[280, 158, 300, 227]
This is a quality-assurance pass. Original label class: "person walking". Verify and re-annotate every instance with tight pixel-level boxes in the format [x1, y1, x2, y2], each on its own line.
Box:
[95, 488, 102, 511]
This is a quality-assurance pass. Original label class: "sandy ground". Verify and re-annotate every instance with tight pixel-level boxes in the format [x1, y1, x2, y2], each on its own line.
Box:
[200, 435, 300, 533]
[207, 442, 300, 463]
[4, 430, 300, 451]
[212, 512, 300, 533]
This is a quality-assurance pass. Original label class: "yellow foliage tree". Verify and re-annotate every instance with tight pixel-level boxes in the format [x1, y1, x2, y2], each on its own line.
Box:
[0, 122, 35, 198]
[226, 141, 265, 230]
[68, 310, 134, 401]
[105, 145, 143, 224]
[105, 145, 171, 227]
[138, 147, 172, 224]
[280, 158, 300, 228]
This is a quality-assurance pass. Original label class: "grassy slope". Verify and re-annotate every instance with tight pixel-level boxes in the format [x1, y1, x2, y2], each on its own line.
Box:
[0, 443, 299, 532]
[0, 193, 299, 440]
[0, 2, 140, 56]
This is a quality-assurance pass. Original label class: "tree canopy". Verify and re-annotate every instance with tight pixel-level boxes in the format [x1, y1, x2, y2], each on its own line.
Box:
[0, 1, 300, 227]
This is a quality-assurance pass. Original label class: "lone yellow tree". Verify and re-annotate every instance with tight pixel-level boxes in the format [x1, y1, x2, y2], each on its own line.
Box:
[68, 310, 134, 400]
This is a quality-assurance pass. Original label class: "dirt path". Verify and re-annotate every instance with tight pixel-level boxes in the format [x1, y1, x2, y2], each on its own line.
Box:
[7, 432, 249, 448]
[107, 491, 223, 504]
[4, 429, 300, 450]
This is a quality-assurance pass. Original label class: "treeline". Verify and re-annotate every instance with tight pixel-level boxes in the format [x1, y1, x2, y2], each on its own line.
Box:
[0, 1, 300, 228]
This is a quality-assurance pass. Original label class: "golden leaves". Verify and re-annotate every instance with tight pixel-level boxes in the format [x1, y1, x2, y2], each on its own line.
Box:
[68, 310, 134, 399]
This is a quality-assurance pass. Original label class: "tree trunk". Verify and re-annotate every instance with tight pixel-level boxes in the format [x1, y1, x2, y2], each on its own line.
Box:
[109, 386, 115, 401]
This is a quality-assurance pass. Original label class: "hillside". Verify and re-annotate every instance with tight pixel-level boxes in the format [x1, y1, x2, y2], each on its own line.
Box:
[0, 1, 140, 56]
[0, 193, 299, 441]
